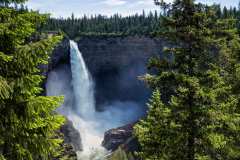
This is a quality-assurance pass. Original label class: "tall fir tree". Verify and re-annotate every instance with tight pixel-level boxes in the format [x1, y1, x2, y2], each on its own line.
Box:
[0, 0, 65, 159]
[134, 0, 240, 159]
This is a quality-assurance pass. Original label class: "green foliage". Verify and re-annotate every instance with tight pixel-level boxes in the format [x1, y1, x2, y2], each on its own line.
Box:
[40, 11, 162, 38]
[107, 147, 135, 160]
[135, 0, 240, 160]
[39, 3, 240, 39]
[0, 2, 65, 160]
[135, 90, 175, 159]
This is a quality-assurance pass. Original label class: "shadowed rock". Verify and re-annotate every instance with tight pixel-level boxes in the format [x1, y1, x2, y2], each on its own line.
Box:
[102, 123, 140, 152]
[49, 36, 167, 110]
[60, 119, 82, 151]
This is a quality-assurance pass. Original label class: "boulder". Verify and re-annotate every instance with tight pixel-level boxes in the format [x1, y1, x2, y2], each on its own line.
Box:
[60, 119, 82, 152]
[102, 123, 140, 152]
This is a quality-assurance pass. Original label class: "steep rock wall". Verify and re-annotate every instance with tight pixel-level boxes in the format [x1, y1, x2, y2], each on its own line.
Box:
[78, 36, 165, 109]
[50, 36, 165, 109]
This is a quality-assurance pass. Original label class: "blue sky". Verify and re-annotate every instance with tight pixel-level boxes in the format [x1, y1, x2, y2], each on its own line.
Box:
[26, 0, 239, 18]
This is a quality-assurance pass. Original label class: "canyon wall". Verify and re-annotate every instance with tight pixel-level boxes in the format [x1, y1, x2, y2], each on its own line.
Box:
[48, 36, 166, 158]
[50, 36, 165, 109]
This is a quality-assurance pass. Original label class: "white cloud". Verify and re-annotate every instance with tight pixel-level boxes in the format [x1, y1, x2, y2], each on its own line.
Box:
[25, 0, 239, 18]
[136, 0, 154, 5]
[103, 0, 127, 6]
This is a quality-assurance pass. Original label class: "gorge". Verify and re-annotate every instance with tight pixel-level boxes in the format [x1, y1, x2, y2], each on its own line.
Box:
[2, 1, 239, 160]
[46, 36, 164, 159]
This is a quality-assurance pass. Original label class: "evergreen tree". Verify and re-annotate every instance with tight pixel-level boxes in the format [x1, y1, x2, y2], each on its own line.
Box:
[219, 17, 240, 158]
[40, 10, 162, 38]
[134, 0, 240, 159]
[0, 0, 65, 159]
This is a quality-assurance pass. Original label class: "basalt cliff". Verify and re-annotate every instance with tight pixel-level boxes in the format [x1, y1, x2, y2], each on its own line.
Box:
[48, 36, 165, 159]
[50, 36, 165, 109]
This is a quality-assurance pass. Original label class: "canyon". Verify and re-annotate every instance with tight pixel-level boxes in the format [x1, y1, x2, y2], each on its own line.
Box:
[46, 36, 165, 159]
[49, 36, 165, 108]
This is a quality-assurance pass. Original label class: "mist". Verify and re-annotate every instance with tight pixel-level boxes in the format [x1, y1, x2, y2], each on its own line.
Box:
[46, 40, 146, 160]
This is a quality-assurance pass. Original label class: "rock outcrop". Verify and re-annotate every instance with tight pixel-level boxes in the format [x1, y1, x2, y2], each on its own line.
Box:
[48, 36, 165, 109]
[41, 37, 70, 86]
[102, 123, 140, 160]
[102, 123, 140, 152]
[50, 37, 70, 71]
[60, 119, 82, 152]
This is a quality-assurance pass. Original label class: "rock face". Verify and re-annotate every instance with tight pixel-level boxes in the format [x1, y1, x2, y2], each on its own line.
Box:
[49, 36, 165, 109]
[102, 123, 140, 152]
[41, 38, 70, 83]
[50, 37, 70, 71]
[47, 36, 166, 159]
[78, 36, 165, 109]
[60, 119, 82, 152]
[77, 36, 165, 75]
[48, 38, 162, 111]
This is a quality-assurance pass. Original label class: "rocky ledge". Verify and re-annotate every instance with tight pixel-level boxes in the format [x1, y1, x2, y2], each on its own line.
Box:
[102, 123, 140, 152]
[60, 119, 82, 152]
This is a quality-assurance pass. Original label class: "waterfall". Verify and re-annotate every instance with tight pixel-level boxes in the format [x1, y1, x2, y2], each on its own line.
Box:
[69, 40, 107, 160]
[70, 40, 95, 119]
[46, 40, 145, 160]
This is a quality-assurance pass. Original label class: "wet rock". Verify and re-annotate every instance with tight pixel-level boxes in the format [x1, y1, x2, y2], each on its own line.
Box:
[49, 37, 70, 71]
[102, 123, 140, 152]
[60, 119, 82, 151]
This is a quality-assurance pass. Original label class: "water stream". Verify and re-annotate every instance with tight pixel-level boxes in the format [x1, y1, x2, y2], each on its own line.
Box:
[46, 40, 144, 160]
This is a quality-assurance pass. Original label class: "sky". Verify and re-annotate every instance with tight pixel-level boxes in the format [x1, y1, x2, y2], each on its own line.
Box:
[26, 0, 240, 18]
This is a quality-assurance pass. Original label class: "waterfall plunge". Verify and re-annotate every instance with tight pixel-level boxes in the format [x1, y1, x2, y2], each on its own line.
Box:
[46, 40, 145, 160]
[70, 40, 95, 119]
[69, 40, 107, 159]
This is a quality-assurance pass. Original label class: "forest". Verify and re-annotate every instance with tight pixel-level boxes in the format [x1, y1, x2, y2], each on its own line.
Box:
[41, 4, 240, 38]
[41, 11, 161, 38]
[0, 0, 240, 160]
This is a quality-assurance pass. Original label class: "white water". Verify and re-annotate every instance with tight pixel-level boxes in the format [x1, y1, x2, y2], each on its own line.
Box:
[70, 41, 95, 119]
[69, 40, 107, 159]
[46, 40, 145, 160]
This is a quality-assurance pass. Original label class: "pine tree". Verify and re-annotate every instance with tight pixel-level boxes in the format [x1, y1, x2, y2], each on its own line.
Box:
[219, 16, 240, 159]
[134, 0, 240, 159]
[0, 1, 65, 159]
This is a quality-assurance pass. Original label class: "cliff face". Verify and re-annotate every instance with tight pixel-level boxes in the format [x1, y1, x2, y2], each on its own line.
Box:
[77, 36, 164, 109]
[50, 38, 70, 70]
[49, 36, 165, 159]
[51, 36, 165, 109]
[77, 36, 165, 74]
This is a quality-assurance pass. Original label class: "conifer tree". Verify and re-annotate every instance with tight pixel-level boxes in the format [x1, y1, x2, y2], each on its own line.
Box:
[219, 16, 240, 158]
[0, 0, 65, 159]
[134, 0, 240, 159]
